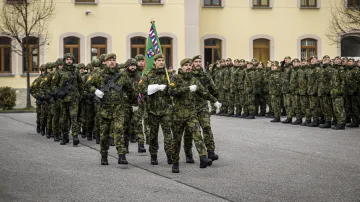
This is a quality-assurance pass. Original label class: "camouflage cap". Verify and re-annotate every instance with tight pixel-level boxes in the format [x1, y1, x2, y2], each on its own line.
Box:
[154, 53, 165, 61]
[63, 53, 74, 61]
[191, 55, 201, 61]
[99, 54, 106, 62]
[45, 62, 52, 69]
[348, 57, 355, 62]
[239, 59, 245, 63]
[234, 59, 240, 63]
[56, 58, 64, 66]
[246, 61, 253, 65]
[226, 58, 232, 62]
[40, 64, 46, 71]
[292, 58, 300, 63]
[220, 59, 226, 63]
[51, 62, 57, 68]
[301, 58, 307, 62]
[323, 55, 330, 59]
[334, 56, 341, 60]
[310, 55, 318, 60]
[135, 54, 145, 61]
[92, 59, 101, 67]
[78, 63, 86, 69]
[86, 63, 92, 70]
[251, 58, 258, 63]
[180, 58, 192, 66]
[271, 61, 279, 66]
[284, 56, 291, 60]
[105, 53, 116, 61]
[125, 58, 137, 68]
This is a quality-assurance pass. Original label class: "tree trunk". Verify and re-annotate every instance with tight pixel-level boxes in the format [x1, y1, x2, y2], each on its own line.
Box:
[25, 49, 31, 108]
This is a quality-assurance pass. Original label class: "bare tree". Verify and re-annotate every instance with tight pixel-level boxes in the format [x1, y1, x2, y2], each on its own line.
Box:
[326, 0, 360, 44]
[0, 0, 55, 108]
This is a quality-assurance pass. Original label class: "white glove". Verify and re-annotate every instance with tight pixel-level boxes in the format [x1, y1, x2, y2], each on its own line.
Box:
[132, 106, 139, 112]
[95, 89, 104, 99]
[189, 85, 197, 92]
[214, 101, 222, 109]
[158, 84, 167, 91]
[147, 84, 159, 95]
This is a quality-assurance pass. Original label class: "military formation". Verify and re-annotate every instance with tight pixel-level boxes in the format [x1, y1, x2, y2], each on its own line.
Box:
[209, 56, 360, 130]
[30, 52, 221, 173]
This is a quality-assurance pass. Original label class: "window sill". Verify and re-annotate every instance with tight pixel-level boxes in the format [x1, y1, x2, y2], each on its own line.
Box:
[203, 6, 223, 8]
[251, 6, 272, 9]
[0, 73, 15, 77]
[299, 6, 320, 9]
[141, 3, 164, 5]
[20, 73, 40, 77]
[74, 2, 97, 5]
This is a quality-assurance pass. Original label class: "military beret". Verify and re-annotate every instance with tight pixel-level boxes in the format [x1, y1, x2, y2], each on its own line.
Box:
[334, 56, 341, 60]
[301, 58, 307, 62]
[154, 53, 164, 61]
[284, 56, 291, 60]
[271, 61, 279, 66]
[135, 54, 145, 61]
[292, 58, 300, 63]
[180, 58, 192, 66]
[246, 61, 253, 65]
[51, 62, 57, 68]
[342, 57, 348, 60]
[191, 55, 202, 61]
[99, 54, 107, 62]
[63, 53, 74, 61]
[86, 63, 92, 70]
[234, 59, 240, 63]
[125, 58, 137, 68]
[45, 62, 52, 69]
[56, 58, 64, 66]
[40, 64, 46, 71]
[323, 55, 330, 59]
[77, 63, 85, 69]
[220, 59, 226, 63]
[348, 57, 355, 62]
[226, 58, 232, 62]
[251, 58, 258, 63]
[92, 59, 101, 67]
[105, 53, 116, 61]
[310, 55, 318, 60]
[240, 59, 245, 63]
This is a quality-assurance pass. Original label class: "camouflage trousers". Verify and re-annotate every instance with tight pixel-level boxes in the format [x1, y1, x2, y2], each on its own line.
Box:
[292, 95, 302, 120]
[266, 94, 273, 113]
[271, 95, 281, 118]
[40, 102, 50, 133]
[234, 90, 246, 115]
[219, 90, 229, 113]
[345, 95, 360, 122]
[332, 97, 346, 125]
[172, 118, 207, 163]
[133, 106, 150, 145]
[36, 103, 41, 127]
[309, 96, 320, 121]
[99, 115, 126, 156]
[184, 108, 216, 156]
[148, 113, 172, 156]
[93, 103, 100, 139]
[246, 94, 260, 115]
[124, 107, 134, 147]
[83, 101, 95, 136]
[258, 93, 267, 114]
[283, 94, 295, 118]
[60, 101, 79, 137]
[52, 100, 62, 137]
[299, 95, 311, 121]
[319, 96, 333, 121]
[228, 91, 236, 114]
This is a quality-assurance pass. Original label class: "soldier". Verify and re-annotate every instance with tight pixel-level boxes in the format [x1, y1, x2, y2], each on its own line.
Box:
[318, 55, 333, 128]
[30, 65, 44, 134]
[135, 54, 145, 73]
[50, 59, 64, 141]
[138, 53, 173, 165]
[244, 61, 258, 119]
[89, 59, 102, 144]
[77, 63, 87, 138]
[344, 58, 360, 127]
[82, 63, 95, 140]
[330, 56, 346, 130]
[298, 58, 311, 126]
[170, 58, 220, 173]
[86, 53, 134, 165]
[257, 61, 267, 117]
[232, 59, 242, 117]
[238, 60, 248, 118]
[226, 58, 236, 116]
[99, 54, 107, 69]
[289, 59, 302, 125]
[54, 53, 83, 145]
[210, 60, 221, 115]
[216, 59, 227, 115]
[221, 58, 232, 116]
[39, 63, 53, 137]
[265, 61, 273, 118]
[46, 62, 58, 138]
[269, 61, 282, 122]
[306, 56, 320, 127]
[281, 56, 294, 123]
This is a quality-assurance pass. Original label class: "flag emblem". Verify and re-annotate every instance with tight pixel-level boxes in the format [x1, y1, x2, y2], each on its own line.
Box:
[147, 49, 155, 59]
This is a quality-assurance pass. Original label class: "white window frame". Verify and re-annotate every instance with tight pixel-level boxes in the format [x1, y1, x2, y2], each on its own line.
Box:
[297, 34, 322, 59]
[72, 0, 99, 4]
[249, 34, 274, 60]
[59, 32, 85, 64]
[202, 0, 225, 8]
[139, 0, 165, 5]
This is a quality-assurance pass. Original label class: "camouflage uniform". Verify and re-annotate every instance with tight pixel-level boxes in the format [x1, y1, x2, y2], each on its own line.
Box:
[264, 65, 272, 116]
[257, 65, 267, 116]
[281, 63, 294, 122]
[297, 63, 311, 125]
[306, 62, 320, 127]
[227, 58, 236, 116]
[82, 64, 95, 140]
[289, 61, 301, 124]
[244, 63, 261, 119]
[50, 59, 63, 141]
[30, 70, 43, 134]
[78, 63, 87, 138]
[344, 60, 360, 127]
[213, 63, 224, 114]
[268, 61, 282, 122]
[87, 59, 101, 143]
[232, 60, 242, 117]
[223, 61, 232, 116]
[330, 60, 346, 129]
[317, 58, 333, 128]
[238, 62, 248, 117]
[39, 63, 53, 137]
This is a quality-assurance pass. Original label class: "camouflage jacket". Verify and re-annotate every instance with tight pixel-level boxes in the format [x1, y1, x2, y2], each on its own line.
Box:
[306, 64, 319, 96]
[230, 66, 241, 93]
[170, 70, 217, 121]
[86, 67, 133, 119]
[213, 67, 223, 89]
[330, 64, 346, 97]
[125, 69, 141, 107]
[223, 65, 232, 92]
[297, 65, 308, 96]
[30, 75, 43, 100]
[39, 72, 52, 101]
[281, 64, 292, 94]
[289, 66, 299, 95]
[245, 68, 259, 94]
[53, 64, 83, 102]
[317, 63, 333, 96]
[344, 66, 360, 95]
[237, 66, 247, 91]
[192, 68, 218, 111]
[268, 69, 282, 96]
[257, 68, 268, 94]
[138, 67, 172, 116]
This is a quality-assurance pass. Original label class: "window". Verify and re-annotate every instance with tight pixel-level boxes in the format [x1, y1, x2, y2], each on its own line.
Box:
[22, 37, 39, 73]
[253, 0, 269, 7]
[300, 0, 317, 7]
[204, 38, 221, 65]
[204, 0, 221, 7]
[301, 39, 317, 60]
[64, 37, 80, 64]
[253, 39, 270, 65]
[91, 37, 107, 61]
[142, 0, 161, 3]
[347, 0, 360, 7]
[74, 0, 95, 3]
[131, 37, 146, 58]
[159, 37, 173, 68]
[0, 37, 11, 73]
[341, 36, 360, 57]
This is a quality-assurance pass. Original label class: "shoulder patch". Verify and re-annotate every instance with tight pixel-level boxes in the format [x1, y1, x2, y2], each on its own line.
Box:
[44, 77, 48, 81]
[170, 83, 175, 87]
[33, 82, 37, 86]
[52, 76, 55, 80]
[139, 79, 143, 84]
[87, 76, 92, 81]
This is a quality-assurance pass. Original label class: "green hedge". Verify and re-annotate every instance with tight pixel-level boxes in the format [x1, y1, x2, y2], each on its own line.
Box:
[0, 86, 16, 110]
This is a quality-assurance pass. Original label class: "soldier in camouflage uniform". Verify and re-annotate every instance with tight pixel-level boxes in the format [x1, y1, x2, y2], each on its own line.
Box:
[215, 59, 227, 115]
[232, 59, 242, 117]
[210, 61, 221, 115]
[244, 61, 260, 119]
[265, 61, 273, 117]
[30, 66, 44, 134]
[238, 60, 249, 118]
[81, 63, 95, 140]
[39, 63, 53, 137]
[317, 55, 333, 128]
[298, 58, 311, 126]
[227, 58, 236, 116]
[289, 59, 302, 125]
[268, 61, 282, 122]
[88, 59, 102, 144]
[170, 58, 220, 173]
[46, 62, 58, 139]
[257, 62, 267, 117]
[330, 56, 346, 130]
[344, 58, 360, 127]
[53, 53, 83, 145]
[86, 53, 134, 165]
[50, 59, 64, 141]
[138, 53, 173, 165]
[281, 56, 294, 123]
[77, 63, 87, 138]
[306, 56, 320, 127]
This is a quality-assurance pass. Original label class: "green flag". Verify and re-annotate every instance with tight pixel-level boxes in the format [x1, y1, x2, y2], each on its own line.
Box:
[143, 22, 163, 76]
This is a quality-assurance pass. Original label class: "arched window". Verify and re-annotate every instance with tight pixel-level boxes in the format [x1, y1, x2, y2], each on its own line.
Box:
[0, 37, 11, 73]
[131, 37, 146, 58]
[341, 36, 360, 57]
[301, 38, 317, 59]
[253, 38, 270, 65]
[91, 37, 107, 61]
[204, 38, 221, 65]
[22, 37, 39, 73]
[64, 36, 80, 64]
[159, 37, 173, 68]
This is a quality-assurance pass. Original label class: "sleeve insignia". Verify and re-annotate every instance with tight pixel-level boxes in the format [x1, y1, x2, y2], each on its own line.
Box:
[52, 76, 55, 80]
[139, 79, 143, 84]
[33, 82, 37, 86]
[87, 76, 92, 81]
[170, 83, 175, 87]
[44, 78, 48, 81]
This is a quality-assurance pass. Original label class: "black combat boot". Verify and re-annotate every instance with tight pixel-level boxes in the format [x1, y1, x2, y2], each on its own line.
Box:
[130, 134, 137, 143]
[301, 119, 311, 126]
[46, 129, 51, 139]
[87, 131, 92, 141]
[207, 150, 219, 161]
[138, 143, 146, 153]
[109, 137, 115, 146]
[332, 124, 345, 130]
[167, 154, 173, 165]
[151, 155, 158, 165]
[331, 120, 337, 126]
[36, 123, 40, 134]
[199, 156, 212, 168]
[60, 137, 67, 145]
[210, 110, 216, 115]
[281, 117, 292, 124]
[101, 153, 109, 165]
[172, 162, 179, 173]
[281, 110, 287, 117]
[239, 113, 248, 118]
[319, 121, 331, 128]
[118, 154, 128, 164]
[318, 117, 325, 124]
[291, 119, 302, 125]
[41, 127, 45, 136]
[270, 117, 281, 123]
[95, 135, 100, 144]
[73, 135, 80, 146]
[226, 112, 234, 117]
[345, 117, 351, 124]
[186, 155, 195, 163]
[126, 146, 129, 154]
[346, 122, 359, 128]
[257, 112, 265, 117]
[269, 112, 275, 118]
[233, 113, 240, 118]
[54, 133, 60, 142]
[245, 114, 255, 119]
[81, 130, 87, 138]
[308, 120, 319, 127]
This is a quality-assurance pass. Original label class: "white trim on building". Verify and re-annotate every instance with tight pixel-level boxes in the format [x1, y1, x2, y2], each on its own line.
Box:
[249, 34, 274, 60]
[59, 32, 86, 63]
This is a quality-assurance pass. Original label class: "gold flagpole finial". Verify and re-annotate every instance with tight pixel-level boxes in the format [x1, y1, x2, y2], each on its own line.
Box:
[150, 16, 155, 24]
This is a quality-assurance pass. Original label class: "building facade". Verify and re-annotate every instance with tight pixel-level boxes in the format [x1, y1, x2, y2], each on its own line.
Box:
[1, 0, 360, 106]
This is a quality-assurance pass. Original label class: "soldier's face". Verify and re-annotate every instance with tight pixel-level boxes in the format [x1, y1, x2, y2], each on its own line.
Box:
[65, 58, 73, 65]
[137, 60, 144, 67]
[80, 69, 85, 73]
[257, 63, 263, 68]
[323, 58, 330, 64]
[247, 64, 253, 69]
[301, 61, 308, 65]
[155, 58, 165, 68]
[226, 61, 231, 65]
[342, 60, 347, 65]
[271, 65, 277, 71]
[128, 65, 136, 71]
[216, 63, 220, 68]
[334, 58, 341, 64]
[181, 63, 192, 73]
[220, 61, 225, 66]
[285, 59, 291, 64]
[52, 67, 56, 71]
[240, 62, 244, 66]
[357, 60, 360, 66]
[46, 68, 51, 73]
[58, 65, 63, 69]
[348, 60, 354, 66]
[106, 58, 117, 68]
[311, 58, 318, 64]
[293, 62, 300, 67]
[234, 61, 239, 66]
[193, 59, 202, 69]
